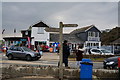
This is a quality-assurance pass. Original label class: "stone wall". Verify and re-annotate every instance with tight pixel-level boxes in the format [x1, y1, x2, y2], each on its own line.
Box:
[93, 69, 119, 79]
[1, 65, 119, 80]
[2, 65, 79, 80]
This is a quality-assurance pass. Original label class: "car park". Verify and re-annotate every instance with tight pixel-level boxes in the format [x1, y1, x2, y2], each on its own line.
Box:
[6, 46, 41, 61]
[88, 48, 114, 55]
[103, 56, 120, 69]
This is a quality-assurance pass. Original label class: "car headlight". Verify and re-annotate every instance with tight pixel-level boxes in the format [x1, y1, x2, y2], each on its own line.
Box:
[106, 61, 114, 65]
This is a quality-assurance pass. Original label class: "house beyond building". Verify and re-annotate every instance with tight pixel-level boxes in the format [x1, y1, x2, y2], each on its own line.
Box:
[50, 25, 101, 50]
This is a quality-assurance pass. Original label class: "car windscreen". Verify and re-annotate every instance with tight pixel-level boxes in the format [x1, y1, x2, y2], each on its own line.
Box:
[101, 50, 111, 53]
[22, 47, 33, 52]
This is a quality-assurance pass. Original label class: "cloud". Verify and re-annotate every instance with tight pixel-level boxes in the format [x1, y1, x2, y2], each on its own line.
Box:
[2, 0, 119, 2]
[0, 2, 2, 40]
[2, 2, 118, 37]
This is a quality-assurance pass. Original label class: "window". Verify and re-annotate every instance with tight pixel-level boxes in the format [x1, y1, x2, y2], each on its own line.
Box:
[93, 43, 96, 46]
[87, 43, 90, 47]
[96, 43, 99, 46]
[92, 49, 101, 53]
[93, 32, 95, 37]
[25, 31, 28, 35]
[88, 32, 95, 37]
[88, 32, 91, 37]
[95, 32, 97, 37]
[17, 47, 22, 51]
[97, 32, 99, 37]
[38, 27, 44, 34]
[13, 47, 17, 51]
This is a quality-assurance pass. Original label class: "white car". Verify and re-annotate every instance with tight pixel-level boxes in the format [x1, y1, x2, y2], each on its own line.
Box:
[89, 48, 114, 55]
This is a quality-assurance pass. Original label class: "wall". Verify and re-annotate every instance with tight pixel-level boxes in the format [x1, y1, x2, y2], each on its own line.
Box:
[31, 27, 49, 46]
[2, 65, 119, 80]
[2, 65, 79, 80]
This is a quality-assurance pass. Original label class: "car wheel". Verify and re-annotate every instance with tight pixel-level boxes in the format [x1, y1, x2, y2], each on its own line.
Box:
[36, 57, 40, 60]
[8, 54, 13, 60]
[26, 55, 32, 61]
[113, 65, 118, 69]
[103, 66, 107, 69]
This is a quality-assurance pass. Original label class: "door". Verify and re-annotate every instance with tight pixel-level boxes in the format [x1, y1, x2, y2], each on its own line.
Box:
[16, 47, 26, 58]
[12, 47, 19, 58]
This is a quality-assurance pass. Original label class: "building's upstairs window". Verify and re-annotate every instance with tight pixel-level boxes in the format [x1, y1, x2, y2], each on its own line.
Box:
[25, 31, 28, 35]
[88, 31, 99, 37]
[38, 27, 44, 34]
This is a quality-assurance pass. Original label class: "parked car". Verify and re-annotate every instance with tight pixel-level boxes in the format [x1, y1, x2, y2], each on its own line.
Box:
[103, 56, 120, 69]
[6, 46, 41, 61]
[114, 50, 120, 55]
[88, 48, 114, 55]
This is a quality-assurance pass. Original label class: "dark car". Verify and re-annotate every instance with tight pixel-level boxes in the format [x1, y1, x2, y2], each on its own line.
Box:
[103, 56, 120, 69]
[6, 46, 41, 61]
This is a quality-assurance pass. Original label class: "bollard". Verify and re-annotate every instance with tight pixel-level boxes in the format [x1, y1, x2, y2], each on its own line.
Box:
[118, 57, 120, 79]
[80, 59, 93, 80]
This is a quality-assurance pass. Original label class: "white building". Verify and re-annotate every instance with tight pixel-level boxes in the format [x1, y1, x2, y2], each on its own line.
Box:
[31, 21, 50, 49]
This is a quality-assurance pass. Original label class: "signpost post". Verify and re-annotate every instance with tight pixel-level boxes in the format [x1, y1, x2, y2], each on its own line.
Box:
[59, 22, 78, 80]
[45, 22, 78, 80]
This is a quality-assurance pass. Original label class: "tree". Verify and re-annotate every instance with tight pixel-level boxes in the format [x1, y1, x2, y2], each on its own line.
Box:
[101, 27, 120, 45]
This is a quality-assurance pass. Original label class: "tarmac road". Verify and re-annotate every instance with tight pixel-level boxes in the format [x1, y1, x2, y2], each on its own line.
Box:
[0, 52, 103, 69]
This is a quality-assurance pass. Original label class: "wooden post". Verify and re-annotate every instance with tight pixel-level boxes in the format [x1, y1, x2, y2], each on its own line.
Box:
[59, 22, 63, 80]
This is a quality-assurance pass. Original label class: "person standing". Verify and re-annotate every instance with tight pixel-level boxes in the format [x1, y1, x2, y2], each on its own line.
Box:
[75, 44, 84, 67]
[63, 40, 70, 68]
[37, 44, 43, 56]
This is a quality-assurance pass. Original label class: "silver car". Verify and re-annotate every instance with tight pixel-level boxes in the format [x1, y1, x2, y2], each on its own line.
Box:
[89, 48, 114, 55]
[6, 46, 41, 61]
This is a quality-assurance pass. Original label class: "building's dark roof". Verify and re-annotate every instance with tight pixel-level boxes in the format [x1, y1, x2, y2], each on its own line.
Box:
[111, 38, 120, 44]
[49, 25, 100, 43]
[21, 29, 31, 32]
[50, 33, 84, 43]
[3, 37, 34, 41]
[70, 25, 94, 34]
[32, 21, 49, 27]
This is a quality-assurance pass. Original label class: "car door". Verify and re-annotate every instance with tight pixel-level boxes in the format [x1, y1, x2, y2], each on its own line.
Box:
[16, 47, 26, 58]
[12, 47, 19, 58]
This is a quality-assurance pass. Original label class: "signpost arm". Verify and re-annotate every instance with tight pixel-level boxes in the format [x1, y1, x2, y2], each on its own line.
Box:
[59, 22, 63, 80]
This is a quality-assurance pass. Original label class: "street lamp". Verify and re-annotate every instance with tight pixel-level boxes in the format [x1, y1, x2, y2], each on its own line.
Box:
[59, 22, 78, 80]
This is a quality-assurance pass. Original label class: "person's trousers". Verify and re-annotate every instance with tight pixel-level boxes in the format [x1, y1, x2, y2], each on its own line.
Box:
[63, 56, 68, 67]
[58, 56, 68, 67]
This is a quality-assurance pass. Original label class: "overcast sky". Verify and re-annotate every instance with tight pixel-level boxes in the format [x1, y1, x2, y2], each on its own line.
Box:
[1, 1, 119, 38]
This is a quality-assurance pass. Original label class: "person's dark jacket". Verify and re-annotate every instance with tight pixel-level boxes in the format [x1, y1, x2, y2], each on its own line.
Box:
[63, 43, 70, 58]
[75, 50, 83, 61]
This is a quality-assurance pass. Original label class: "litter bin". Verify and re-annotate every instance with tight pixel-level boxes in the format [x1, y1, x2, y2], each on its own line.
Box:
[80, 59, 93, 80]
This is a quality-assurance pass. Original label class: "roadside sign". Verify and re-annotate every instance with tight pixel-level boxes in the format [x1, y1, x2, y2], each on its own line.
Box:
[63, 24, 78, 27]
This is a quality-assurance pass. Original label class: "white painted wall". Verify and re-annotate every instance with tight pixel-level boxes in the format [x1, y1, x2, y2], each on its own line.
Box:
[31, 27, 49, 46]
